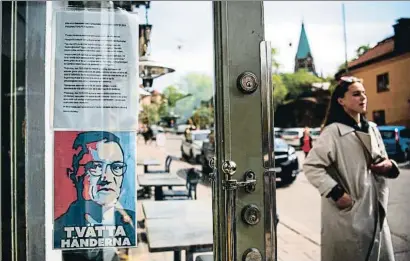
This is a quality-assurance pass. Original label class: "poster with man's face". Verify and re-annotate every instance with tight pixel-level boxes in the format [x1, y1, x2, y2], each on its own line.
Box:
[53, 131, 136, 250]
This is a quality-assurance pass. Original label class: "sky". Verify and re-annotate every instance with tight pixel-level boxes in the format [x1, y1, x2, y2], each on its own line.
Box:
[139, 1, 410, 92]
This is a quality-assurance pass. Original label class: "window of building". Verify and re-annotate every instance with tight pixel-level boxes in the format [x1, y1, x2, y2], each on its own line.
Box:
[373, 110, 386, 125]
[377, 73, 389, 92]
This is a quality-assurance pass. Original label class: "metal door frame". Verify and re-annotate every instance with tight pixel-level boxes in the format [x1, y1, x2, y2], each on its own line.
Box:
[213, 2, 276, 261]
[0, 2, 47, 261]
[1, 1, 277, 261]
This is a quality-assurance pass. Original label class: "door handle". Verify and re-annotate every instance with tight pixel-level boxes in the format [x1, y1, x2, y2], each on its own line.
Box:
[222, 162, 258, 261]
[260, 41, 277, 261]
[260, 41, 274, 169]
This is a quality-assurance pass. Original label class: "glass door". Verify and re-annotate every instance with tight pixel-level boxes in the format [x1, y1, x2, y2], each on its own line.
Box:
[1, 1, 277, 261]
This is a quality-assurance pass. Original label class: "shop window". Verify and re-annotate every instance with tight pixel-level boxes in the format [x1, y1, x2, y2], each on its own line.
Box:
[377, 73, 389, 92]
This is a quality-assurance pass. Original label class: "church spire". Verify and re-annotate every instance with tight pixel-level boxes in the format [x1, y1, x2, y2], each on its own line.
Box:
[295, 21, 317, 76]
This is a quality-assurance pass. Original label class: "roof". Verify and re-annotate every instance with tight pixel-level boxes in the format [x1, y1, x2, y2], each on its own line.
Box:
[348, 37, 395, 68]
[295, 23, 312, 59]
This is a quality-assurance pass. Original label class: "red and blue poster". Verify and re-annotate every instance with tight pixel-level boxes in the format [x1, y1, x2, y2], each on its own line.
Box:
[53, 131, 137, 250]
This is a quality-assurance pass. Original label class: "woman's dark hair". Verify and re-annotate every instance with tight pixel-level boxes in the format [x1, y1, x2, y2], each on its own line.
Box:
[323, 76, 363, 127]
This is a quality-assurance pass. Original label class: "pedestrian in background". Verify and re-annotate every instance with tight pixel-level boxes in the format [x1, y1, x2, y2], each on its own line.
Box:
[142, 124, 153, 144]
[300, 127, 313, 157]
[303, 76, 400, 261]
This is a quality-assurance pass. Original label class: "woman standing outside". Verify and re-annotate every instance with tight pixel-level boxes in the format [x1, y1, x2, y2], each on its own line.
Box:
[300, 127, 313, 157]
[303, 76, 400, 261]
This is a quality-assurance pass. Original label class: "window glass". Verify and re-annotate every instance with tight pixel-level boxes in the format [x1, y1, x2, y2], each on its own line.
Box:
[400, 129, 410, 138]
[380, 130, 395, 139]
[42, 2, 215, 261]
[377, 72, 389, 92]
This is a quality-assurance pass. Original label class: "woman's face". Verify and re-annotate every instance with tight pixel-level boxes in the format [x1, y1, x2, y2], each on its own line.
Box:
[338, 82, 367, 115]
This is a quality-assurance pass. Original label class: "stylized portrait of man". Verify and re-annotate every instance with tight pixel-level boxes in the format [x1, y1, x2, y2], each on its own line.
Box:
[53, 131, 136, 251]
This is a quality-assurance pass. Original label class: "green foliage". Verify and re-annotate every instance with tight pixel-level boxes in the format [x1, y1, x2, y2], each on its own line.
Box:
[158, 102, 169, 118]
[270, 47, 323, 107]
[272, 74, 288, 108]
[174, 73, 213, 122]
[192, 106, 214, 129]
[179, 73, 213, 98]
[355, 44, 370, 57]
[338, 62, 347, 72]
[271, 48, 281, 73]
[140, 104, 160, 125]
[337, 44, 372, 73]
[162, 85, 186, 108]
[280, 69, 324, 99]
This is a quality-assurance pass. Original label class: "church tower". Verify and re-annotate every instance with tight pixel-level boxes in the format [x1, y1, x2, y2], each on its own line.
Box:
[294, 22, 317, 76]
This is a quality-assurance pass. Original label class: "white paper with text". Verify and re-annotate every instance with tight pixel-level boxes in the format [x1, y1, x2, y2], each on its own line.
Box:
[52, 10, 139, 130]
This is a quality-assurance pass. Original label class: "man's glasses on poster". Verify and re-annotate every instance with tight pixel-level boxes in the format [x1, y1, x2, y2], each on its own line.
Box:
[81, 161, 127, 177]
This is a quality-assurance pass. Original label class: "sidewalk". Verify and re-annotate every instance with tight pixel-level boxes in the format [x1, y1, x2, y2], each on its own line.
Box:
[277, 222, 320, 261]
[134, 138, 320, 261]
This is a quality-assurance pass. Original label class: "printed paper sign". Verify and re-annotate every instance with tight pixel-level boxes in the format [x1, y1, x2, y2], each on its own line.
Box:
[53, 131, 137, 249]
[52, 10, 139, 130]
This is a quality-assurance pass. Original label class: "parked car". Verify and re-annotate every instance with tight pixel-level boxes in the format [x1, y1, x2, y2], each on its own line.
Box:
[176, 124, 191, 135]
[310, 127, 321, 143]
[377, 126, 410, 162]
[181, 129, 212, 163]
[407, 141, 410, 162]
[281, 128, 304, 148]
[201, 136, 299, 185]
[201, 133, 215, 176]
[150, 125, 165, 140]
[272, 138, 300, 184]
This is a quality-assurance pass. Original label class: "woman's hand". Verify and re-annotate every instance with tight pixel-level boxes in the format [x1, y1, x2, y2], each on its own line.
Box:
[370, 159, 393, 175]
[335, 193, 353, 210]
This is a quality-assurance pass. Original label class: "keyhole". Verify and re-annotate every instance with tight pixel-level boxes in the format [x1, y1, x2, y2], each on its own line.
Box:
[237, 72, 258, 94]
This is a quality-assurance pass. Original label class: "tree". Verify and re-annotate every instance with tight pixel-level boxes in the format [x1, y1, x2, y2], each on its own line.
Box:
[179, 73, 213, 99]
[158, 102, 169, 118]
[140, 104, 160, 125]
[192, 106, 214, 129]
[355, 44, 370, 57]
[271, 48, 281, 73]
[281, 69, 324, 99]
[162, 85, 187, 108]
[270, 47, 287, 109]
[272, 74, 287, 109]
[174, 73, 213, 122]
[337, 44, 372, 73]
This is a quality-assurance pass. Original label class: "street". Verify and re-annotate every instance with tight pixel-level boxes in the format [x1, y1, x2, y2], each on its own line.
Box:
[275, 152, 410, 261]
[138, 133, 410, 261]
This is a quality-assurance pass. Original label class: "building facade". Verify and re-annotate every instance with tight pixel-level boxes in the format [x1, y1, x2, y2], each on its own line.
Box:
[337, 18, 410, 127]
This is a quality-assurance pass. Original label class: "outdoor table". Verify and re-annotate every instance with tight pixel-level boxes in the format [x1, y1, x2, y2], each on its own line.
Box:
[137, 159, 160, 172]
[144, 201, 213, 261]
[137, 174, 186, 200]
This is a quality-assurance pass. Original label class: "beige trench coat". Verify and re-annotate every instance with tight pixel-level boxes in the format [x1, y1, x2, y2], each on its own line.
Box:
[303, 122, 400, 261]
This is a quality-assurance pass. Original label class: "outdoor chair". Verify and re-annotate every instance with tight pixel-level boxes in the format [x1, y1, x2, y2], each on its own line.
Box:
[145, 155, 178, 191]
[162, 168, 201, 200]
[145, 155, 174, 174]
